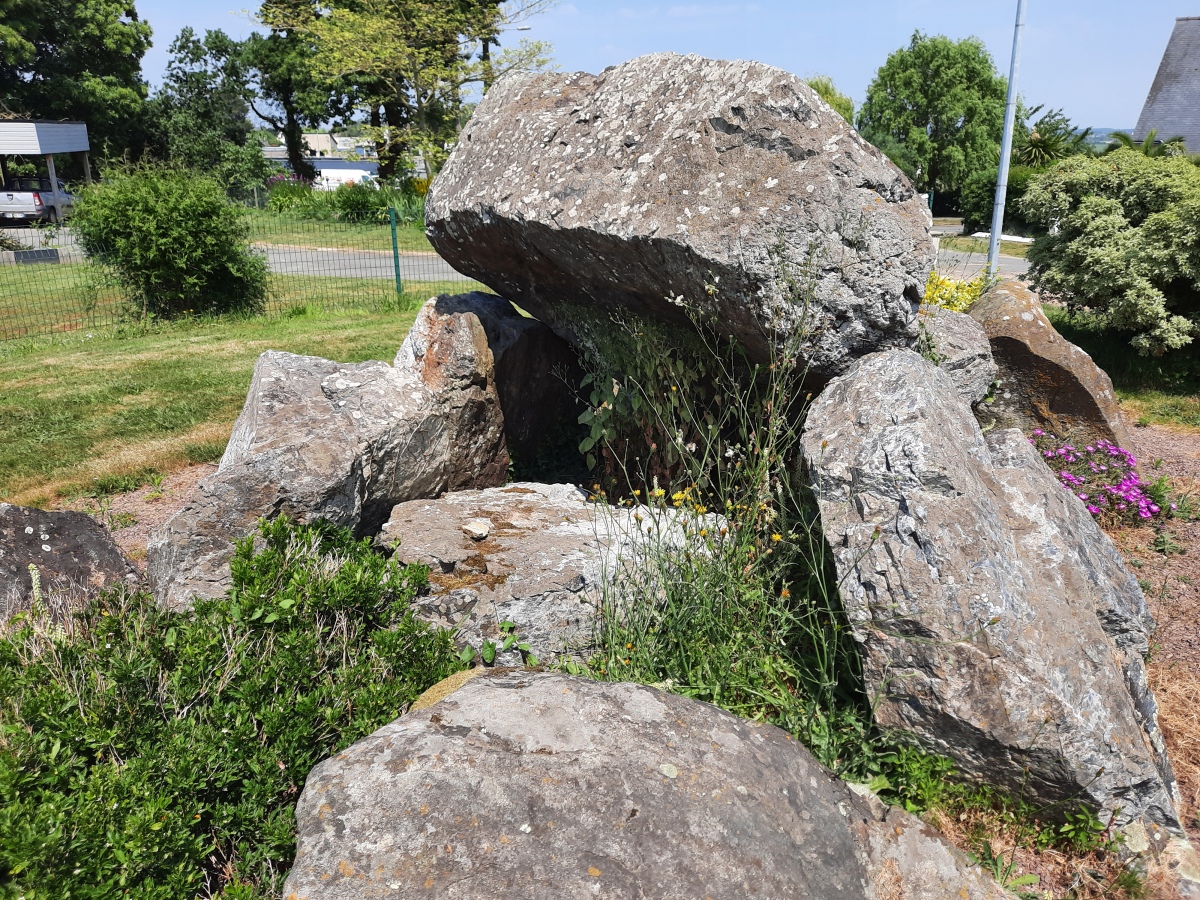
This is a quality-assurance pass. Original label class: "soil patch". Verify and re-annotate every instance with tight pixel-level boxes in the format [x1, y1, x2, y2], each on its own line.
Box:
[55, 463, 216, 569]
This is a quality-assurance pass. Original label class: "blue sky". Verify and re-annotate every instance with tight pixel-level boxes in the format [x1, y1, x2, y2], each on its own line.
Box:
[136, 0, 1188, 129]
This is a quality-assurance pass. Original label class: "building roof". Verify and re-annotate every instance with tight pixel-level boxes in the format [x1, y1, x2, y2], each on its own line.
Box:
[0, 121, 90, 155]
[1133, 17, 1200, 153]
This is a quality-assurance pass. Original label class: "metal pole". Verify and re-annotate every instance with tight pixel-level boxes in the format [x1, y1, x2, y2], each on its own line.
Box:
[389, 206, 404, 296]
[988, 0, 1027, 278]
[45, 153, 64, 223]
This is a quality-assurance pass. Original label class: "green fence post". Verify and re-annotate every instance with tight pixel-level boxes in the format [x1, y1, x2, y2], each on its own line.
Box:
[389, 206, 404, 297]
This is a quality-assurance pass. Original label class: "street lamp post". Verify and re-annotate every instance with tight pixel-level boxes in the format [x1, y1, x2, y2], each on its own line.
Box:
[988, 0, 1027, 278]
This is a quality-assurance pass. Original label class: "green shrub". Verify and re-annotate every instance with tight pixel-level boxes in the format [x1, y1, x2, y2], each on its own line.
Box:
[1020, 149, 1200, 355]
[0, 517, 463, 897]
[265, 178, 424, 226]
[72, 165, 269, 320]
[959, 164, 1038, 233]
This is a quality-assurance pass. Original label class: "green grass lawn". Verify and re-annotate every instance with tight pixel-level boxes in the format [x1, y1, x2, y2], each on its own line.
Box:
[244, 209, 433, 253]
[1044, 305, 1200, 432]
[0, 254, 477, 342]
[940, 235, 1030, 259]
[0, 305, 424, 506]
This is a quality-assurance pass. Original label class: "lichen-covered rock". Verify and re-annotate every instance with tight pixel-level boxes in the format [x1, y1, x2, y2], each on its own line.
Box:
[801, 350, 1181, 835]
[1, 504, 136, 613]
[427, 53, 934, 380]
[377, 483, 605, 664]
[970, 279, 1132, 446]
[148, 295, 515, 609]
[918, 304, 997, 405]
[377, 482, 717, 666]
[283, 672, 1010, 900]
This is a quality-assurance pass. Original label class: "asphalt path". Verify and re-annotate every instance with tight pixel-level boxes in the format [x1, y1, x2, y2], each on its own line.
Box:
[937, 247, 1029, 280]
[4, 224, 1030, 284]
[259, 244, 468, 283]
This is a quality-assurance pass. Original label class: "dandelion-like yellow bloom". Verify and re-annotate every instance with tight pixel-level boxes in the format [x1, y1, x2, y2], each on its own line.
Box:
[771, 533, 782, 542]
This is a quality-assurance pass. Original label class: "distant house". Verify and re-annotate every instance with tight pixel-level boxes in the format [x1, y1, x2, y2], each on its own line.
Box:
[301, 133, 338, 157]
[1133, 17, 1200, 153]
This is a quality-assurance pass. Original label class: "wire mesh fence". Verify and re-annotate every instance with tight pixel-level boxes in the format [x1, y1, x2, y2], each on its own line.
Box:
[0, 209, 482, 345]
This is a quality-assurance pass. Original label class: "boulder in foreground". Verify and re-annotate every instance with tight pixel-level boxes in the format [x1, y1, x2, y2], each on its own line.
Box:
[1, 504, 136, 614]
[427, 52, 934, 380]
[284, 671, 1009, 899]
[801, 350, 1180, 835]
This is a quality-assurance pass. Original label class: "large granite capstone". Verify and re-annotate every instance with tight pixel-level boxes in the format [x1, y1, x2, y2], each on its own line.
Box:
[427, 52, 934, 380]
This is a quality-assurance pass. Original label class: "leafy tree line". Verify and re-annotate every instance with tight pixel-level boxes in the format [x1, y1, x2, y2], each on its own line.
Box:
[0, 0, 555, 187]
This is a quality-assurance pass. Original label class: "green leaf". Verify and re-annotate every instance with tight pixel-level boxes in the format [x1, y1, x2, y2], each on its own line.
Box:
[481, 642, 496, 665]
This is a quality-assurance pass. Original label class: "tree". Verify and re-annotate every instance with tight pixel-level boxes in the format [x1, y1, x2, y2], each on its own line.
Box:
[0, 0, 152, 166]
[804, 75, 853, 124]
[1020, 149, 1200, 356]
[1015, 106, 1092, 168]
[263, 0, 554, 178]
[243, 29, 349, 182]
[857, 32, 1007, 196]
[148, 28, 275, 198]
[1104, 129, 1187, 158]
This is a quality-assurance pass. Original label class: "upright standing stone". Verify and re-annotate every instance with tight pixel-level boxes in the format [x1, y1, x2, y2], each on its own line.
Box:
[801, 349, 1181, 836]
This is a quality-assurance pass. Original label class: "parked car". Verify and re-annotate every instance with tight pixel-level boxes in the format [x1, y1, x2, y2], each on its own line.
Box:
[0, 176, 74, 223]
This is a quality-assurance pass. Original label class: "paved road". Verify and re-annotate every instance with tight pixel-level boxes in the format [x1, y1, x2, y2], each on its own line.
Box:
[260, 245, 468, 283]
[937, 247, 1029, 279]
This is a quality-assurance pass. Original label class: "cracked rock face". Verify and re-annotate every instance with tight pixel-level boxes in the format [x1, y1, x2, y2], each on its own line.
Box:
[918, 304, 998, 406]
[283, 672, 1010, 900]
[426, 53, 934, 380]
[148, 295, 517, 610]
[801, 350, 1181, 834]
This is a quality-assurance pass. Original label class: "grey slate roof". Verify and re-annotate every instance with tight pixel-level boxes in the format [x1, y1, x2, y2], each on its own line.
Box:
[1134, 17, 1200, 153]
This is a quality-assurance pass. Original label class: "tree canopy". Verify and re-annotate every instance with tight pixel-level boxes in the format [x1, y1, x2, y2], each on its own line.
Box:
[0, 0, 152, 161]
[857, 31, 1007, 196]
[261, 0, 555, 178]
[804, 75, 853, 124]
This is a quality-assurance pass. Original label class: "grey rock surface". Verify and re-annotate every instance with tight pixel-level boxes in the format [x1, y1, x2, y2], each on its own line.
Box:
[970, 279, 1133, 447]
[919, 304, 998, 405]
[801, 350, 1180, 833]
[1, 504, 136, 614]
[427, 53, 934, 380]
[148, 295, 512, 609]
[378, 483, 606, 664]
[284, 671, 1009, 900]
[378, 483, 714, 666]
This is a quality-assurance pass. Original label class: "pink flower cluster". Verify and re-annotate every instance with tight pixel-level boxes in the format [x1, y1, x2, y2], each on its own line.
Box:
[1029, 430, 1169, 522]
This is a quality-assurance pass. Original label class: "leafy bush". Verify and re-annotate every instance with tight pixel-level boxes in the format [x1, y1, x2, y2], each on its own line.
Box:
[923, 271, 988, 312]
[1020, 149, 1200, 355]
[0, 517, 462, 897]
[265, 178, 424, 226]
[72, 165, 268, 320]
[959, 164, 1038, 234]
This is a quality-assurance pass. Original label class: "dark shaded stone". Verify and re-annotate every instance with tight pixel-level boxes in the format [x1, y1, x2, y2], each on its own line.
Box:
[0, 504, 136, 610]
